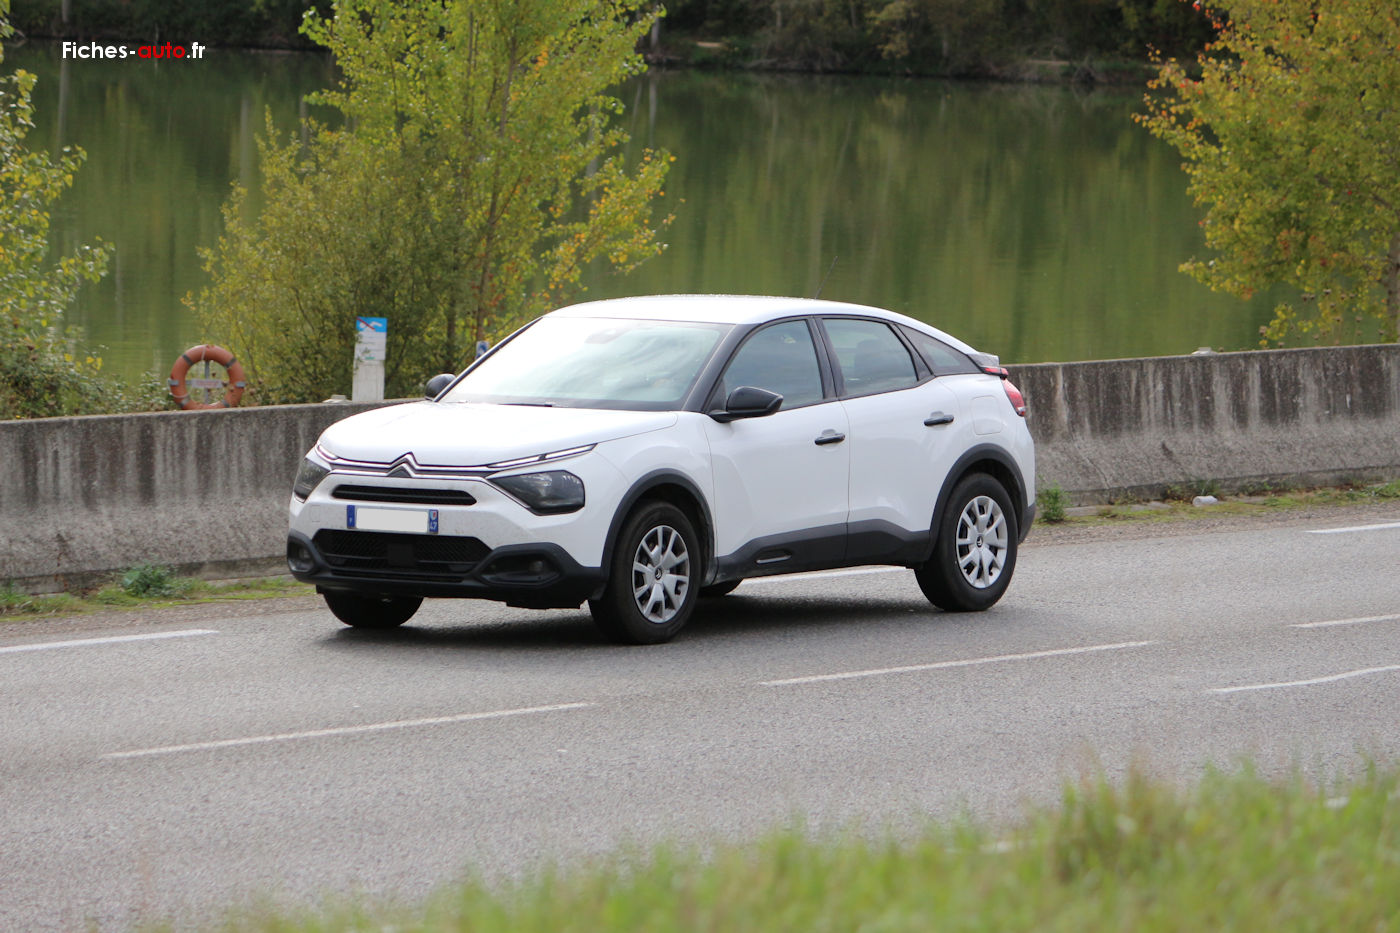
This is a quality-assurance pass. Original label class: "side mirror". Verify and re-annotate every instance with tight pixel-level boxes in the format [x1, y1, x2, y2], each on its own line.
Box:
[709, 385, 783, 423]
[424, 373, 456, 399]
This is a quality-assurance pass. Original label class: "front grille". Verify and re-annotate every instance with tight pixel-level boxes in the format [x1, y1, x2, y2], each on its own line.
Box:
[331, 484, 476, 506]
[312, 530, 490, 579]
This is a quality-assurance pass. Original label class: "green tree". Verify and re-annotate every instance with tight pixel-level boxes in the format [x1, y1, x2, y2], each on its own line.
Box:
[1139, 0, 1400, 343]
[196, 0, 672, 403]
[0, 1, 114, 418]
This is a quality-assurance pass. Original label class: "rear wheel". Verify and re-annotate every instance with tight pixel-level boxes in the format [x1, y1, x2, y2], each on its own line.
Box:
[916, 473, 1018, 612]
[323, 591, 422, 629]
[590, 501, 700, 645]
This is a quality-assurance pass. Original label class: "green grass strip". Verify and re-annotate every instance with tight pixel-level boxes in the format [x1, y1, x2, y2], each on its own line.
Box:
[0, 575, 310, 618]
[194, 762, 1400, 932]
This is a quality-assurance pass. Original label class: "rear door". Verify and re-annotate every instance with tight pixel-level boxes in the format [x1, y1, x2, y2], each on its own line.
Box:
[819, 317, 969, 563]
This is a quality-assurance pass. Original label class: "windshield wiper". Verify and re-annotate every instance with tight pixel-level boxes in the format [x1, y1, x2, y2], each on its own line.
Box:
[503, 401, 554, 407]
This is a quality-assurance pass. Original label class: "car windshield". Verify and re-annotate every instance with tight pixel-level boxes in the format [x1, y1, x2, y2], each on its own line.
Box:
[441, 316, 730, 410]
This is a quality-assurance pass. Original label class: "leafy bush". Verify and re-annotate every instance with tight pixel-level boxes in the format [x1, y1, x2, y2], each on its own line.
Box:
[119, 562, 187, 598]
[1037, 481, 1070, 523]
[1140, 0, 1400, 345]
[193, 0, 673, 404]
[0, 9, 169, 420]
[0, 19, 114, 420]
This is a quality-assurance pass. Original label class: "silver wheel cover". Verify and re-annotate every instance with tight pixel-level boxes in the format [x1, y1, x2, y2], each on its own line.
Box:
[955, 495, 1008, 589]
[631, 524, 691, 624]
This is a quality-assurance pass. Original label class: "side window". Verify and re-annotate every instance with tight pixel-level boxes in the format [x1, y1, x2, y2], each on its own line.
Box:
[901, 326, 980, 376]
[823, 318, 918, 396]
[715, 320, 825, 410]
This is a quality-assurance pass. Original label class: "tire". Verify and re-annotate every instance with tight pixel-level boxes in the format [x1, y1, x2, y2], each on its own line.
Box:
[323, 591, 422, 629]
[700, 580, 741, 598]
[589, 501, 701, 645]
[916, 473, 1018, 612]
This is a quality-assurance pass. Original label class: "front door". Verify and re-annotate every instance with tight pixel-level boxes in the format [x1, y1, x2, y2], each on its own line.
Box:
[703, 319, 850, 576]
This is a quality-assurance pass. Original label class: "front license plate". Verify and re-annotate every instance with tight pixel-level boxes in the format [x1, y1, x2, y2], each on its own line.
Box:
[346, 505, 439, 534]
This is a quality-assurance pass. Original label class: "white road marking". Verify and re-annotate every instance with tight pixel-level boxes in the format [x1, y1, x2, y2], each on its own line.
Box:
[759, 640, 1157, 687]
[1210, 665, 1400, 695]
[1292, 614, 1400, 629]
[1305, 521, 1400, 535]
[102, 702, 594, 760]
[0, 629, 217, 656]
[739, 567, 904, 587]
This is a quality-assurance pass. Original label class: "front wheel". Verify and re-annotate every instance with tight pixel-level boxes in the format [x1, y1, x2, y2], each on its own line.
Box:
[323, 591, 422, 629]
[916, 473, 1018, 612]
[590, 501, 701, 645]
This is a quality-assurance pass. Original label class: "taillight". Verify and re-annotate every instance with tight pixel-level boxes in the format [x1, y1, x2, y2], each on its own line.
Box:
[1002, 378, 1027, 417]
[980, 364, 1027, 417]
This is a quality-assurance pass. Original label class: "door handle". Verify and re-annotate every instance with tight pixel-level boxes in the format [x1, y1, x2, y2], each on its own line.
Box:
[814, 430, 846, 446]
[923, 412, 955, 427]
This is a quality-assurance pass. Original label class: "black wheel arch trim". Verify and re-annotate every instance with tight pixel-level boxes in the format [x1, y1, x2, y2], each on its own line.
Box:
[926, 444, 1032, 560]
[600, 469, 718, 588]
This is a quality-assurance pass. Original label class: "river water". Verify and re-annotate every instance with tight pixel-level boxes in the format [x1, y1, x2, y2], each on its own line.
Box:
[11, 42, 1278, 382]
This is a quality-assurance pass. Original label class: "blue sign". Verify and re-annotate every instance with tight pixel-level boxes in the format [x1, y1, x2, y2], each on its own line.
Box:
[355, 316, 388, 362]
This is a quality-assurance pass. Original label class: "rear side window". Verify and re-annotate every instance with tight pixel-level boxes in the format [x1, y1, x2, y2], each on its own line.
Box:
[822, 318, 918, 397]
[901, 326, 980, 376]
[714, 320, 826, 410]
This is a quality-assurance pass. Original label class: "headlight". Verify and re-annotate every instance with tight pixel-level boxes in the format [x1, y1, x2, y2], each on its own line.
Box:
[491, 470, 585, 514]
[293, 457, 331, 501]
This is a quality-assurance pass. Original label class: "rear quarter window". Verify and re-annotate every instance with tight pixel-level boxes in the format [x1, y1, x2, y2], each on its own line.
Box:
[901, 326, 980, 376]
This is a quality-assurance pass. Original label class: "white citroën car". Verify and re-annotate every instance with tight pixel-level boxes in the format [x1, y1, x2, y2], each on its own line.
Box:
[287, 295, 1035, 644]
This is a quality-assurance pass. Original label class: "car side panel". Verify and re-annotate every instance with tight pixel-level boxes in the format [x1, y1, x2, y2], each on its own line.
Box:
[842, 378, 967, 537]
[702, 401, 851, 562]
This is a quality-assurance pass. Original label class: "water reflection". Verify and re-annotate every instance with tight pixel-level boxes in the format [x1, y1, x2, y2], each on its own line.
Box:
[11, 43, 1278, 381]
[13, 42, 335, 379]
[591, 71, 1281, 365]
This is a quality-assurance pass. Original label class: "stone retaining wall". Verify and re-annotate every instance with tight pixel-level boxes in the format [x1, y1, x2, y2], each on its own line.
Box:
[3, 343, 1397, 591]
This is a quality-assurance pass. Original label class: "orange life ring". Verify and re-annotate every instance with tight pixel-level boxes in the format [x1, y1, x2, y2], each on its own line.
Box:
[168, 344, 247, 410]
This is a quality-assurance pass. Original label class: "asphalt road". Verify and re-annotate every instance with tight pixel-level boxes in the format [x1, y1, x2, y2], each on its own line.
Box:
[3, 505, 1400, 930]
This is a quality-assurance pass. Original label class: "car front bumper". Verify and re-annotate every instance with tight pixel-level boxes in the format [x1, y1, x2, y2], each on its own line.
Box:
[286, 530, 606, 609]
[287, 460, 625, 609]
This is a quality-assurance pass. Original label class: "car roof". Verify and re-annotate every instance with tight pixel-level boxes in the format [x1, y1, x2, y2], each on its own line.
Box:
[548, 294, 980, 354]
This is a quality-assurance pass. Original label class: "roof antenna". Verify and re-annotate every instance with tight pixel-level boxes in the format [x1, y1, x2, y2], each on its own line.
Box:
[813, 255, 838, 299]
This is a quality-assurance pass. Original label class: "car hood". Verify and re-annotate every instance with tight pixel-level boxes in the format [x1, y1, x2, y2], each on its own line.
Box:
[317, 401, 677, 467]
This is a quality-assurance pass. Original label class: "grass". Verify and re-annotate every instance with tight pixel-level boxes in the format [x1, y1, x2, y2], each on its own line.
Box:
[180, 762, 1400, 932]
[1162, 478, 1223, 502]
[0, 573, 310, 619]
[1038, 478, 1400, 528]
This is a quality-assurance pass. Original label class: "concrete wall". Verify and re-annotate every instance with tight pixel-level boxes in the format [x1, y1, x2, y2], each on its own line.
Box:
[1006, 343, 1400, 503]
[2, 343, 1398, 591]
[0, 401, 393, 592]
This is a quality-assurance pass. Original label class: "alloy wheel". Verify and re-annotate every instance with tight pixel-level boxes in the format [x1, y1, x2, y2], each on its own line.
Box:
[630, 524, 691, 624]
[955, 494, 1008, 589]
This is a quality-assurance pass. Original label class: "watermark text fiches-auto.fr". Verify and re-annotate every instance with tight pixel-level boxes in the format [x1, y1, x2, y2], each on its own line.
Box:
[62, 41, 207, 60]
